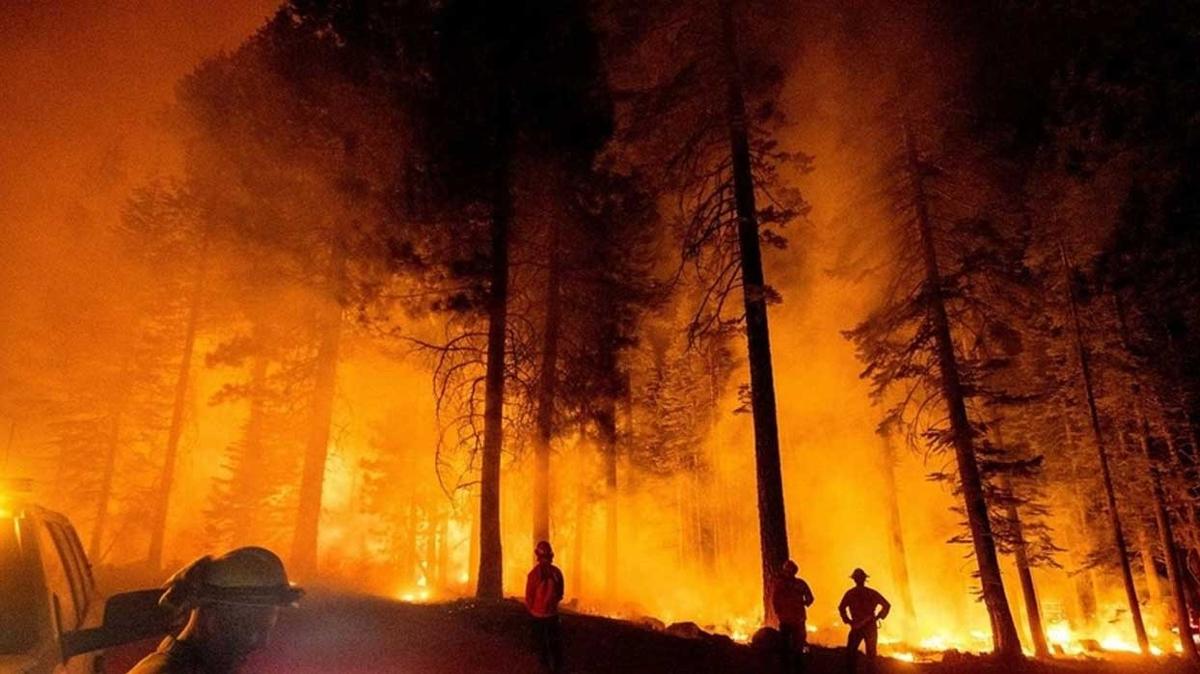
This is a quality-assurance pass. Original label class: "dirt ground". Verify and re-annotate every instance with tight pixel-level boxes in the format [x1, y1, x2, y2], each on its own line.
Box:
[101, 592, 1195, 673]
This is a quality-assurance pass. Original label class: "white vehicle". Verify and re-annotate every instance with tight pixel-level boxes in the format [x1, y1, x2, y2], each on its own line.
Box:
[0, 489, 105, 674]
[1, 481, 170, 674]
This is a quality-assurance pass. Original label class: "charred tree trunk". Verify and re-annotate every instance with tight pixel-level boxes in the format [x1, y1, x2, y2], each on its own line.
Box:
[291, 245, 346, 577]
[903, 121, 1021, 657]
[718, 0, 790, 623]
[1059, 244, 1149, 654]
[88, 412, 120, 561]
[148, 260, 204, 570]
[1004, 487, 1050, 658]
[477, 95, 513, 599]
[879, 427, 917, 635]
[533, 219, 562, 545]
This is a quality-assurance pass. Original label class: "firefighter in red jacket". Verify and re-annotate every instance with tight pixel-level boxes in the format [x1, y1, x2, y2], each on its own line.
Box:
[525, 540, 565, 673]
[772, 559, 814, 672]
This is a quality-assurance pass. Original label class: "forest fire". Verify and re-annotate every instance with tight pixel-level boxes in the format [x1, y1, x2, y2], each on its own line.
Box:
[3, 1, 1200, 673]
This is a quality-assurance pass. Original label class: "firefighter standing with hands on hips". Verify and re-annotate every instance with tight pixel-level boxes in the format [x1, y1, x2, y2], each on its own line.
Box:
[838, 567, 891, 673]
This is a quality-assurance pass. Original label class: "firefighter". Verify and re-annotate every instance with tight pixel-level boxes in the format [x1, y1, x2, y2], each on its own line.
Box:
[773, 559, 814, 672]
[127, 546, 303, 674]
[838, 568, 890, 673]
[524, 540, 565, 673]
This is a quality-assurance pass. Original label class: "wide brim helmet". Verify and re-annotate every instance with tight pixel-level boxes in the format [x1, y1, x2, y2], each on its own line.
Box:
[160, 546, 304, 612]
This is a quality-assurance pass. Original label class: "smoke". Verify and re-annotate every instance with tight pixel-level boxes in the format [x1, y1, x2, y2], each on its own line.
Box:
[0, 0, 1166, 658]
[0, 0, 278, 422]
[0, 0, 276, 549]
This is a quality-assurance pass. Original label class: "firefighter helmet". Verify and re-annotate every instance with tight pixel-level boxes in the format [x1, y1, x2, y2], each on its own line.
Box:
[160, 547, 303, 612]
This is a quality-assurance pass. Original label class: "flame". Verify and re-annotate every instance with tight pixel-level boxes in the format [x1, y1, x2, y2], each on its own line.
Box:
[397, 588, 432, 603]
[1098, 636, 1139, 653]
[918, 634, 950, 651]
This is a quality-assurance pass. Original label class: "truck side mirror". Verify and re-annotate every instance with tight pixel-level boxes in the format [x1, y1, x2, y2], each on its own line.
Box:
[60, 589, 176, 658]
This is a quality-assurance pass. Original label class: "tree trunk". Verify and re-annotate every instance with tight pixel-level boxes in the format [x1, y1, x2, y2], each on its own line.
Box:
[1004, 486, 1050, 658]
[879, 427, 917, 637]
[1137, 401, 1197, 659]
[903, 120, 1021, 657]
[718, 0, 790, 624]
[573, 424, 587, 598]
[601, 396, 620, 601]
[1137, 524, 1165, 612]
[88, 412, 121, 561]
[1058, 244, 1149, 654]
[1061, 403, 1100, 625]
[533, 219, 562, 545]
[232, 352, 269, 546]
[290, 245, 346, 578]
[468, 487, 480, 589]
[147, 260, 204, 569]
[424, 515, 437, 588]
[477, 95, 513, 599]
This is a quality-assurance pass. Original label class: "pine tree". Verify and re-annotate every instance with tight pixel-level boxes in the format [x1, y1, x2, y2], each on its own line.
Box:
[845, 117, 1028, 657]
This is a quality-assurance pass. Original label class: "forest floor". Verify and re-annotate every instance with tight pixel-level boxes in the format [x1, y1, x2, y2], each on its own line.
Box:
[102, 591, 1195, 673]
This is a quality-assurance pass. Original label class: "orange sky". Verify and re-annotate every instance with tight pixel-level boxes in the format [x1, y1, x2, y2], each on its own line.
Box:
[0, 0, 278, 234]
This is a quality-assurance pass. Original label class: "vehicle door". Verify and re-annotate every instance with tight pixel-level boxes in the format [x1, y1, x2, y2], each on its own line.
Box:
[49, 520, 104, 672]
[1, 513, 54, 673]
[34, 518, 99, 673]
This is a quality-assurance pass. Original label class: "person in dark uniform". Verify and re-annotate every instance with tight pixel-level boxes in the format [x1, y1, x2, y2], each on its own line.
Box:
[524, 540, 565, 673]
[127, 547, 303, 674]
[838, 568, 890, 673]
[772, 559, 814, 672]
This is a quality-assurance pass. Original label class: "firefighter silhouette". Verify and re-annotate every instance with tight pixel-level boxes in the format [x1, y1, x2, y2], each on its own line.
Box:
[127, 547, 303, 674]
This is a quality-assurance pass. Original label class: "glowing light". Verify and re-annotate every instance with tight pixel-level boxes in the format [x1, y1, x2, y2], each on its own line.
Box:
[919, 635, 950, 651]
[458, 572, 469, 583]
[726, 617, 754, 643]
[1046, 621, 1071, 646]
[891, 652, 915, 663]
[1099, 636, 1139, 653]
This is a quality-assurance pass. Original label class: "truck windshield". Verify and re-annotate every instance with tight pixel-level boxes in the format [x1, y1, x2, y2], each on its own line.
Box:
[0, 515, 42, 654]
